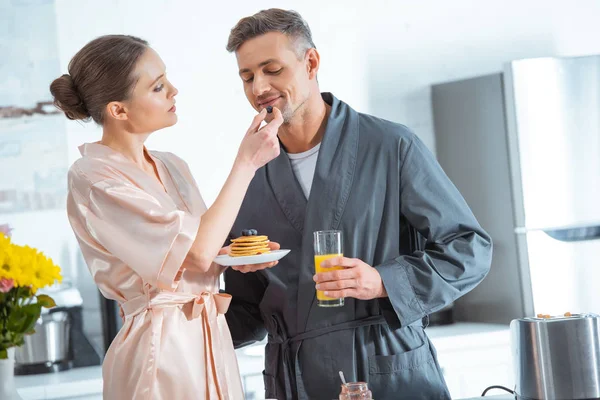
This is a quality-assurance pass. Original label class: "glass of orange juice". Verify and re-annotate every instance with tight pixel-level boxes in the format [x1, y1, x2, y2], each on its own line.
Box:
[314, 230, 344, 307]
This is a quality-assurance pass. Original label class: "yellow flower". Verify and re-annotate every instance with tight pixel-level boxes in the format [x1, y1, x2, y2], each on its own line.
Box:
[0, 235, 21, 282]
[26, 248, 62, 291]
[0, 232, 10, 246]
[0, 233, 62, 290]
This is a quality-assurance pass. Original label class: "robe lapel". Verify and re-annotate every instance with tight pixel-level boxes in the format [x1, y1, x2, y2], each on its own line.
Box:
[153, 153, 204, 215]
[266, 151, 308, 234]
[296, 93, 360, 332]
[80, 143, 194, 214]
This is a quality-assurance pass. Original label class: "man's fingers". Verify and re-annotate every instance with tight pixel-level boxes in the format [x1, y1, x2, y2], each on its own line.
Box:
[321, 289, 357, 299]
[320, 257, 357, 269]
[316, 279, 357, 291]
[313, 268, 356, 283]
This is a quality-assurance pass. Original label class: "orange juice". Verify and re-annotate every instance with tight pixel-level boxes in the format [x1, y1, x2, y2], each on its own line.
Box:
[314, 253, 343, 301]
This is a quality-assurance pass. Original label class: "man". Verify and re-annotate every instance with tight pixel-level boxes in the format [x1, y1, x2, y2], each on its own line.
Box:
[223, 8, 492, 400]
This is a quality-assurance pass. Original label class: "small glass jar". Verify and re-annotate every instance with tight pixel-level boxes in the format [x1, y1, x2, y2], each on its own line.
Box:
[339, 382, 373, 399]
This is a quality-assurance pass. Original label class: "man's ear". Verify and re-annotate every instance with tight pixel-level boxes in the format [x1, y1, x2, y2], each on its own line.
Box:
[306, 48, 320, 80]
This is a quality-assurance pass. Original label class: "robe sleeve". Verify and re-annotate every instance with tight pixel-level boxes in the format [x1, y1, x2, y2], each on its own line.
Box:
[80, 179, 199, 291]
[375, 135, 493, 329]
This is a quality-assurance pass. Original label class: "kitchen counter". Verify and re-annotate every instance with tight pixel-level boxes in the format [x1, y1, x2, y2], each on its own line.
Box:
[16, 365, 102, 400]
[15, 322, 511, 399]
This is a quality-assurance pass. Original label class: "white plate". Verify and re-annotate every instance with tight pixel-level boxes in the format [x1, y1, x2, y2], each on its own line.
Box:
[213, 249, 291, 267]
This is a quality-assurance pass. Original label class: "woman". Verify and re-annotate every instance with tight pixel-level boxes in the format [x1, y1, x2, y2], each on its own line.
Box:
[51, 35, 282, 399]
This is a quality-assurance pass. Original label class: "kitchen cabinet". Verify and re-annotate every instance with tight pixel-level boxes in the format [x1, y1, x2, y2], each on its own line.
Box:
[428, 323, 513, 399]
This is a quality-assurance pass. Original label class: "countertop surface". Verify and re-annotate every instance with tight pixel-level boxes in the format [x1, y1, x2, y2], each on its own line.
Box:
[15, 322, 511, 399]
[16, 365, 103, 400]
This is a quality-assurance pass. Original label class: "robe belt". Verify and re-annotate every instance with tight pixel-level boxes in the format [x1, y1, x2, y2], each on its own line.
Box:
[120, 290, 232, 320]
[120, 290, 232, 399]
[268, 315, 387, 399]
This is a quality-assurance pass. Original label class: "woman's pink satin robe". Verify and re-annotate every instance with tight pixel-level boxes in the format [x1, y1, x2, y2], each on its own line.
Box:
[66, 143, 244, 399]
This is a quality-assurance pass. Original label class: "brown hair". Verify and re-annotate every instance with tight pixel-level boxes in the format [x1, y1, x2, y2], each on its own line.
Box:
[50, 35, 148, 124]
[226, 9, 315, 58]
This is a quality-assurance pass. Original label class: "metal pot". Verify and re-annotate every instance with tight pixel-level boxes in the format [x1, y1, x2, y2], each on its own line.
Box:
[511, 313, 600, 399]
[15, 308, 70, 365]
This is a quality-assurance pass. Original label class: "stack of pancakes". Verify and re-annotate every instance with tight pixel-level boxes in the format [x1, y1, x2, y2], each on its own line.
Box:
[229, 234, 271, 257]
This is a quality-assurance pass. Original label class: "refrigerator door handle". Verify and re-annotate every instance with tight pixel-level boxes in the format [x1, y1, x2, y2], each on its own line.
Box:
[543, 225, 600, 242]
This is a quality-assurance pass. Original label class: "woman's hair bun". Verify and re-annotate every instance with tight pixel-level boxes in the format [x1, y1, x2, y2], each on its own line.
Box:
[49, 74, 90, 121]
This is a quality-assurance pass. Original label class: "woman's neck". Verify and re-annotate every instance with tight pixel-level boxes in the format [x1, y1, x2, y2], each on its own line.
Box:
[100, 127, 151, 167]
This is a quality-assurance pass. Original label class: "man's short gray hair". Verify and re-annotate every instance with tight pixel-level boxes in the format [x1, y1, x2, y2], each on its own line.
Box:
[226, 9, 316, 58]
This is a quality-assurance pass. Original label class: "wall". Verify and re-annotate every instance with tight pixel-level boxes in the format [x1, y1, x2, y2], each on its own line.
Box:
[52, 0, 600, 204]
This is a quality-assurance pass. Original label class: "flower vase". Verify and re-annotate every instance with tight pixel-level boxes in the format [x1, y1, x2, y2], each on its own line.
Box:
[0, 348, 23, 400]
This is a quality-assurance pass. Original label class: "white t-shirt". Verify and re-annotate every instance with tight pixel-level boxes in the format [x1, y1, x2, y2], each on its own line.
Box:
[287, 143, 321, 199]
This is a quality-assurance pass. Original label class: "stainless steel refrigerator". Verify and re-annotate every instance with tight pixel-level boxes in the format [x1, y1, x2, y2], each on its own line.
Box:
[432, 55, 600, 323]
